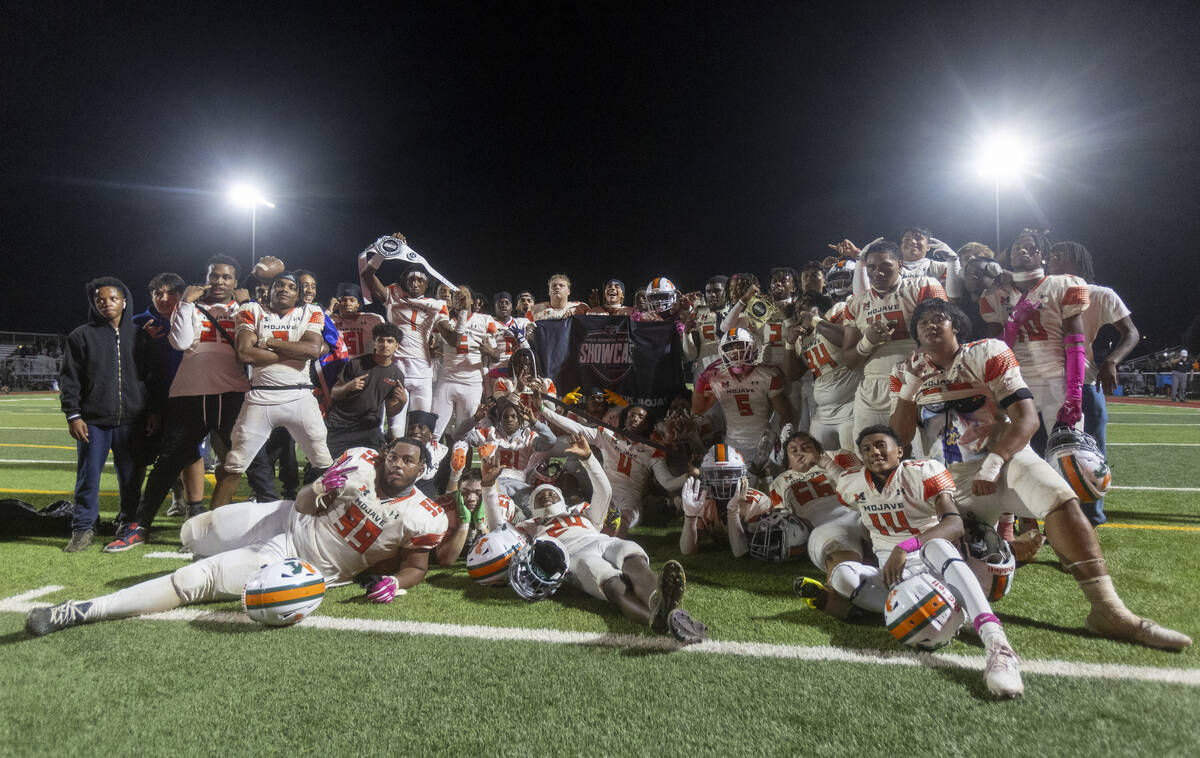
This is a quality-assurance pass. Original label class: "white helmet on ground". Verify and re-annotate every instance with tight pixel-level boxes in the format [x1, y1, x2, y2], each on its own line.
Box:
[747, 510, 812, 563]
[645, 277, 679, 313]
[466, 525, 525, 586]
[700, 443, 747, 500]
[509, 537, 570, 601]
[242, 558, 326, 627]
[962, 515, 1016, 602]
[884, 573, 964, 651]
[719, 327, 758, 369]
[1045, 426, 1111, 504]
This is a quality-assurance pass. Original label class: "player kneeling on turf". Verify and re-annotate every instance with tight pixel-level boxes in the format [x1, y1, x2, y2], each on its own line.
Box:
[25, 439, 446, 637]
[827, 425, 1023, 698]
[481, 433, 707, 644]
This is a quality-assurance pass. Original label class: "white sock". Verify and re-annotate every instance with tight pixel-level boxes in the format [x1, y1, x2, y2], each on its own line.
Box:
[86, 574, 183, 621]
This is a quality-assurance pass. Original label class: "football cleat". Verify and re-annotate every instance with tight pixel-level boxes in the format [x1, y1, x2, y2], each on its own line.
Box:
[103, 524, 146, 553]
[166, 496, 187, 518]
[666, 608, 707, 645]
[1085, 608, 1192, 651]
[25, 601, 92, 637]
[651, 560, 687, 634]
[983, 639, 1024, 698]
[793, 576, 828, 610]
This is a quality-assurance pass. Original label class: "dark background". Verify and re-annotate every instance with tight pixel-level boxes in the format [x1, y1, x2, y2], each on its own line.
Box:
[2, 1, 1198, 352]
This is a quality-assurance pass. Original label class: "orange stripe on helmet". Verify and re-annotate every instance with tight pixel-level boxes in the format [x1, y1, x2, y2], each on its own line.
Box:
[244, 581, 326, 608]
[1060, 457, 1096, 503]
[887, 591, 948, 644]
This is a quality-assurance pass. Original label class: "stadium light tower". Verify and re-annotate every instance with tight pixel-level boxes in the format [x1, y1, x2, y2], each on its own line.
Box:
[975, 132, 1031, 253]
[228, 182, 275, 272]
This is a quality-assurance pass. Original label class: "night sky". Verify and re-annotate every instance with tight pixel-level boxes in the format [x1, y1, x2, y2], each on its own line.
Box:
[3, 2, 1198, 351]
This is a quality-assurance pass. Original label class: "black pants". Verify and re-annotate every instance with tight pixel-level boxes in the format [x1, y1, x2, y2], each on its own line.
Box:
[245, 427, 298, 500]
[135, 392, 244, 528]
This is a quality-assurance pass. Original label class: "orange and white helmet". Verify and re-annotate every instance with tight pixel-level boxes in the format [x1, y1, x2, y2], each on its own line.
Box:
[645, 277, 679, 313]
[1045, 427, 1111, 504]
[719, 327, 758, 369]
[700, 443, 747, 499]
[465, 525, 525, 586]
[885, 574, 964, 651]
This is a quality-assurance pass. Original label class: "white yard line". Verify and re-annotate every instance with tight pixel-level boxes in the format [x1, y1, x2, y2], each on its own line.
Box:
[1106, 423, 1200, 426]
[4, 585, 1198, 687]
[1109, 485, 1200, 492]
[144, 552, 193, 560]
[1107, 443, 1200, 446]
[0, 459, 93, 465]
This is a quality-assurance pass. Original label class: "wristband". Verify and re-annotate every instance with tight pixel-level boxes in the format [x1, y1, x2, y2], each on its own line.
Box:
[810, 315, 824, 329]
[855, 337, 876, 357]
[975, 452, 1004, 483]
[311, 479, 327, 497]
[898, 537, 921, 553]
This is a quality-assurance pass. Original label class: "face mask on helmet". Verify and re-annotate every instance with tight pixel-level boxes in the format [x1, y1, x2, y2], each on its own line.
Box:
[645, 278, 678, 314]
[884, 574, 964, 651]
[719, 328, 757, 369]
[748, 511, 812, 563]
[1045, 426, 1111, 504]
[465, 525, 525, 586]
[509, 537, 570, 601]
[530, 484, 568, 520]
[962, 514, 1016, 601]
[701, 444, 746, 500]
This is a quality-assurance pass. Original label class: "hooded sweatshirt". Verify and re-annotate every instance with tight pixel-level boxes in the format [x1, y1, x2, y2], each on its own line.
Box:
[59, 277, 152, 426]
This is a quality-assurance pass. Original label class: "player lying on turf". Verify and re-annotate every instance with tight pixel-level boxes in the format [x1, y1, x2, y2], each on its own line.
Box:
[26, 439, 447, 636]
[890, 298, 1191, 651]
[480, 433, 707, 644]
[825, 425, 1023, 697]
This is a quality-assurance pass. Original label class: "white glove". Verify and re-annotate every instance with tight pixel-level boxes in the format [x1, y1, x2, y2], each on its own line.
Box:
[727, 477, 747, 519]
[681, 477, 705, 518]
[771, 423, 794, 466]
[755, 430, 774, 467]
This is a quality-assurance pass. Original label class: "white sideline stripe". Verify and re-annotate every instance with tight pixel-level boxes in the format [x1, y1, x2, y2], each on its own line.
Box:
[0, 459, 99, 466]
[1110, 485, 1200, 492]
[5, 586, 1198, 688]
[0, 426, 65, 431]
[1107, 423, 1200, 426]
[144, 552, 193, 560]
[1107, 443, 1200, 447]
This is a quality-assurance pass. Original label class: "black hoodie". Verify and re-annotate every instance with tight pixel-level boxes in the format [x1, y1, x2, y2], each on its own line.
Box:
[59, 277, 153, 426]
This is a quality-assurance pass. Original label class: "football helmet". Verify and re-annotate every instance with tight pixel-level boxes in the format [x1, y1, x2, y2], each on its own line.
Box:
[884, 573, 964, 651]
[466, 525, 525, 586]
[528, 459, 564, 487]
[530, 483, 569, 520]
[825, 258, 856, 299]
[747, 510, 812, 563]
[700, 443, 747, 500]
[242, 558, 326, 627]
[719, 327, 758, 369]
[962, 514, 1016, 602]
[509, 537, 570, 601]
[1045, 426, 1111, 504]
[645, 277, 679, 314]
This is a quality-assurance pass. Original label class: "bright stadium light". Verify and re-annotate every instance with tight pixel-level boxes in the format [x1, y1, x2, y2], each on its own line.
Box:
[227, 182, 276, 272]
[975, 131, 1033, 253]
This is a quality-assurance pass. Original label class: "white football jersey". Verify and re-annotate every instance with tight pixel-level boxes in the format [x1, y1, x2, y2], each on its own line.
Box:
[332, 312, 385, 358]
[768, 451, 861, 524]
[492, 376, 557, 412]
[835, 458, 956, 552]
[591, 427, 665, 504]
[522, 501, 607, 553]
[478, 490, 520, 531]
[844, 277, 946, 376]
[439, 313, 499, 384]
[796, 327, 859, 408]
[494, 316, 532, 365]
[696, 364, 785, 443]
[757, 309, 795, 368]
[463, 423, 546, 479]
[167, 300, 250, 396]
[288, 447, 448, 584]
[384, 286, 450, 362]
[891, 338, 1028, 465]
[697, 487, 771, 538]
[237, 302, 326, 403]
[978, 275, 1089, 378]
[692, 305, 727, 371]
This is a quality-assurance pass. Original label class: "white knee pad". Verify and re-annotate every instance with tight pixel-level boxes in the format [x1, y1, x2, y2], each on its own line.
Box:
[171, 560, 217, 605]
[920, 537, 964, 577]
[829, 560, 888, 613]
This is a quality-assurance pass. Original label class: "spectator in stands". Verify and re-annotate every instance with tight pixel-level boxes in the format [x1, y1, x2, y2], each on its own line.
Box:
[1171, 350, 1190, 402]
[59, 277, 152, 552]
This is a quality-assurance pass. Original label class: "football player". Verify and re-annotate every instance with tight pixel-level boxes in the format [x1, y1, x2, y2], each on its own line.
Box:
[833, 240, 946, 438]
[979, 229, 1090, 451]
[682, 275, 730, 383]
[26, 439, 448, 637]
[793, 293, 860, 451]
[210, 272, 333, 507]
[678, 444, 773, 557]
[692, 328, 792, 472]
[481, 433, 707, 643]
[529, 273, 587, 320]
[829, 426, 1023, 697]
[587, 278, 633, 316]
[542, 403, 687, 538]
[489, 291, 532, 370]
[492, 347, 557, 411]
[330, 283, 385, 359]
[451, 397, 557, 515]
[889, 298, 1190, 650]
[431, 284, 502, 440]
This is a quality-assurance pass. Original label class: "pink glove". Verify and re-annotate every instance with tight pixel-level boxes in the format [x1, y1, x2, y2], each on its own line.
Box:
[367, 576, 400, 603]
[1057, 334, 1086, 427]
[1001, 297, 1040, 347]
[316, 458, 355, 495]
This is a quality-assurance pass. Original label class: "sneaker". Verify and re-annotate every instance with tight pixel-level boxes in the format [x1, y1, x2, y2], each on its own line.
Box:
[103, 524, 145, 553]
[666, 608, 707, 645]
[794, 576, 828, 610]
[25, 600, 92, 637]
[1086, 608, 1192, 651]
[186, 503, 208, 520]
[983, 639, 1024, 697]
[166, 495, 186, 517]
[650, 560, 687, 634]
[63, 529, 93, 553]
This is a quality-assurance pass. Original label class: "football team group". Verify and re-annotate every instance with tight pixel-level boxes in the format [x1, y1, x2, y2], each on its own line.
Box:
[25, 227, 1191, 700]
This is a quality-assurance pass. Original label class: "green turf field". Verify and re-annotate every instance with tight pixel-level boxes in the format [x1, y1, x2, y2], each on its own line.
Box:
[2, 394, 1198, 756]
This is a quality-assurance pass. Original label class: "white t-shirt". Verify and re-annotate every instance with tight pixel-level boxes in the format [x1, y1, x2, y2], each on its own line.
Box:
[1082, 285, 1131, 384]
